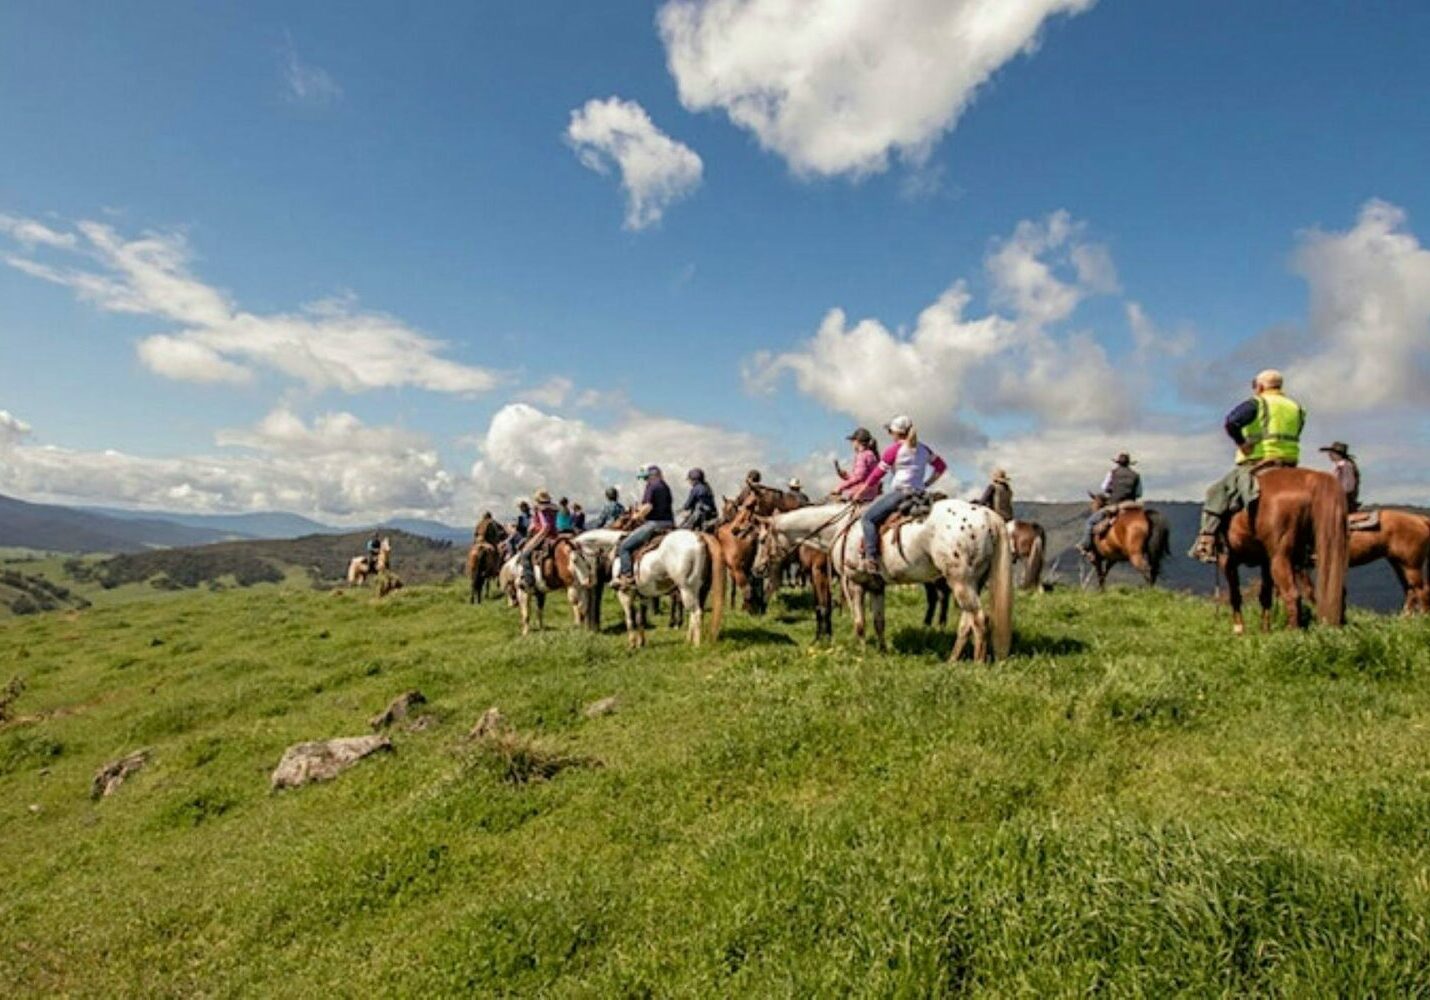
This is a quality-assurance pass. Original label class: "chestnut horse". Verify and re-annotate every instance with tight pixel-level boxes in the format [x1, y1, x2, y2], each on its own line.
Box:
[465, 517, 507, 604]
[1348, 509, 1430, 614]
[1219, 467, 1348, 633]
[717, 483, 803, 614]
[1009, 520, 1048, 591]
[1085, 497, 1171, 589]
[510, 538, 590, 636]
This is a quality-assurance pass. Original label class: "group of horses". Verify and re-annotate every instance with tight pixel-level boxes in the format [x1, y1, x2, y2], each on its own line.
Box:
[434, 466, 1430, 658]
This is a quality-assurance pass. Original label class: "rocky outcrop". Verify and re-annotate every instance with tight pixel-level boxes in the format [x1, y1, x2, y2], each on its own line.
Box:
[91, 749, 149, 800]
[270, 735, 392, 790]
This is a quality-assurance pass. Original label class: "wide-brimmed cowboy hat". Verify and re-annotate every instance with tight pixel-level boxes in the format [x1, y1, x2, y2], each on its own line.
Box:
[1112, 452, 1135, 465]
[1319, 441, 1353, 457]
[533, 488, 553, 504]
[991, 468, 1010, 483]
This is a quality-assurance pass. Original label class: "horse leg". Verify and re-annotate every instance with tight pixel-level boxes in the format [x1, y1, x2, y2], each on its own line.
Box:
[848, 581, 867, 643]
[519, 591, 532, 637]
[683, 585, 704, 646]
[923, 583, 937, 628]
[1225, 558, 1246, 636]
[871, 587, 887, 653]
[1269, 552, 1302, 630]
[1130, 551, 1153, 587]
[948, 581, 984, 663]
[1259, 567, 1275, 633]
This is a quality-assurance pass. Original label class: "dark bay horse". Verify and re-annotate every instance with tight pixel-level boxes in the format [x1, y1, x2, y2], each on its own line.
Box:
[1348, 509, 1430, 614]
[1086, 497, 1171, 588]
[717, 483, 804, 614]
[1220, 467, 1347, 633]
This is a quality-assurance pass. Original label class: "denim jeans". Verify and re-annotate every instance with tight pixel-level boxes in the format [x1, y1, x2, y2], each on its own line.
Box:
[618, 520, 673, 576]
[1081, 511, 1109, 549]
[861, 488, 911, 558]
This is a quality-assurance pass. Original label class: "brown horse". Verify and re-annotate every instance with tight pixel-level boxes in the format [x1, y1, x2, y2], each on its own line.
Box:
[1086, 497, 1171, 589]
[1010, 520, 1047, 591]
[465, 541, 503, 603]
[1219, 467, 1348, 633]
[716, 483, 804, 614]
[1348, 509, 1430, 614]
[512, 538, 591, 635]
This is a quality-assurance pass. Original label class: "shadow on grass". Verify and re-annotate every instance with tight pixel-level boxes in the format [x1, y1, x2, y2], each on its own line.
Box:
[890, 626, 1088, 658]
[774, 591, 816, 612]
[719, 627, 798, 646]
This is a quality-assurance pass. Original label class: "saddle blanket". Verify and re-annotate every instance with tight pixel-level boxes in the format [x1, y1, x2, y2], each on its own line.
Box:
[1348, 510, 1380, 531]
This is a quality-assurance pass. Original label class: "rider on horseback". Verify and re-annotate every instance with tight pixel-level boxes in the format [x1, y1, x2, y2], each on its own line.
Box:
[678, 467, 719, 532]
[977, 468, 1015, 523]
[365, 531, 382, 572]
[614, 465, 675, 589]
[860, 415, 947, 574]
[1320, 441, 1360, 512]
[833, 427, 881, 502]
[518, 490, 559, 587]
[787, 478, 810, 507]
[589, 486, 625, 529]
[1078, 453, 1141, 559]
[506, 501, 532, 558]
[1189, 369, 1305, 563]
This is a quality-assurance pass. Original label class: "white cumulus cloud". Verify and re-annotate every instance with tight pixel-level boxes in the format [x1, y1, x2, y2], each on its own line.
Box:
[1, 216, 500, 395]
[1286, 199, 1430, 414]
[566, 97, 704, 230]
[0, 406, 454, 521]
[659, 0, 1096, 178]
[745, 210, 1129, 441]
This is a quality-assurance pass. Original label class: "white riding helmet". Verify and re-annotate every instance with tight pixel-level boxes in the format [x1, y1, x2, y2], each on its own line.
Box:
[886, 414, 913, 436]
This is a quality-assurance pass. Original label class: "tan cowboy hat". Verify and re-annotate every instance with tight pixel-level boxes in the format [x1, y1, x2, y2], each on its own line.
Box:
[533, 488, 553, 504]
[992, 468, 1010, 483]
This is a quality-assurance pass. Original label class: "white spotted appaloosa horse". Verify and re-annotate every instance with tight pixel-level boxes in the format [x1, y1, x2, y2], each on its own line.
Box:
[754, 499, 1013, 662]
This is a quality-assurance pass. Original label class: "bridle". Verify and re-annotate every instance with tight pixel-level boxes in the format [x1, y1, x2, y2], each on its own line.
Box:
[756, 503, 859, 572]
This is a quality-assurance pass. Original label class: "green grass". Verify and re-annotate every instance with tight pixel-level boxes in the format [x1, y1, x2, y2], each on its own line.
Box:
[1, 582, 1428, 996]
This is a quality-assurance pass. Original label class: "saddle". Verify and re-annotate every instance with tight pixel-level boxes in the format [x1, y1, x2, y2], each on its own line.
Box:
[631, 528, 674, 566]
[1348, 510, 1380, 532]
[878, 491, 947, 548]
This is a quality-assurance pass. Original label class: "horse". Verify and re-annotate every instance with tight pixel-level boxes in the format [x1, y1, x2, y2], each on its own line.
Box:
[347, 537, 391, 586]
[610, 530, 725, 649]
[1084, 497, 1171, 589]
[1009, 519, 1048, 591]
[754, 500, 1013, 662]
[715, 483, 805, 614]
[761, 539, 838, 641]
[1219, 467, 1348, 634]
[509, 538, 591, 636]
[1347, 509, 1430, 614]
[465, 541, 503, 603]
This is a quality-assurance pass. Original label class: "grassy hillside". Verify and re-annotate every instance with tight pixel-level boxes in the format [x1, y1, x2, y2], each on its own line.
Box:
[2, 584, 1428, 995]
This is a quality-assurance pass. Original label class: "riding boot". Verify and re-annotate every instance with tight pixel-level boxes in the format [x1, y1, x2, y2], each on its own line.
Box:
[1188, 532, 1219, 564]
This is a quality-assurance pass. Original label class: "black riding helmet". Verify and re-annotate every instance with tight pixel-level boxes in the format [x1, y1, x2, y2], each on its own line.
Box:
[687, 468, 706, 483]
[605, 486, 618, 500]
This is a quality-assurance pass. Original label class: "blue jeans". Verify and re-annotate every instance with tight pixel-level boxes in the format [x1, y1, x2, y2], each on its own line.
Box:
[618, 520, 673, 576]
[861, 488, 911, 559]
[1081, 511, 1109, 550]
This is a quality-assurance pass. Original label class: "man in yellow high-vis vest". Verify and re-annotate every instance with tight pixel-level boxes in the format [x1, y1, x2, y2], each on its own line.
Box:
[1188, 368, 1306, 563]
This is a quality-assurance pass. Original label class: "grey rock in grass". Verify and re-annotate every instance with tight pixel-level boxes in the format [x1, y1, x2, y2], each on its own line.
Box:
[270, 735, 392, 791]
[370, 690, 426, 730]
[469, 706, 509, 741]
[583, 696, 619, 719]
[91, 749, 150, 800]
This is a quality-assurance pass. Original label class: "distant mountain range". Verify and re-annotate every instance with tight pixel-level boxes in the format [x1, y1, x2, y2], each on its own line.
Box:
[1, 493, 470, 553]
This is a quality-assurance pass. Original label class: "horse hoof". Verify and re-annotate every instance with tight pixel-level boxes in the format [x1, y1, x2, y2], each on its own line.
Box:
[1232, 623, 1245, 636]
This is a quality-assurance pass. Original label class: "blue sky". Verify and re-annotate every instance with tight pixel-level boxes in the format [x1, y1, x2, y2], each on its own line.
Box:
[2, 0, 1428, 521]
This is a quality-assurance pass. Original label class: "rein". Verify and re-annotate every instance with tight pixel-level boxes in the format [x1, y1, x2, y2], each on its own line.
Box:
[765, 504, 860, 565]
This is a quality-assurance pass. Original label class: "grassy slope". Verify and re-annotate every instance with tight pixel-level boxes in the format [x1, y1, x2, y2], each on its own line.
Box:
[1, 584, 1428, 996]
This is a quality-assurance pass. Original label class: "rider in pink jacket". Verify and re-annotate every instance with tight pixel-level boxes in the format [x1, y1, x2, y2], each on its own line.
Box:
[834, 427, 882, 502]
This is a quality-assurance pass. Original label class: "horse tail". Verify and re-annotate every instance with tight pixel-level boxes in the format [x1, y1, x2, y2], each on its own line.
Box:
[701, 533, 726, 642]
[1144, 510, 1171, 585]
[1312, 472, 1348, 626]
[988, 517, 1014, 660]
[1022, 525, 1046, 591]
